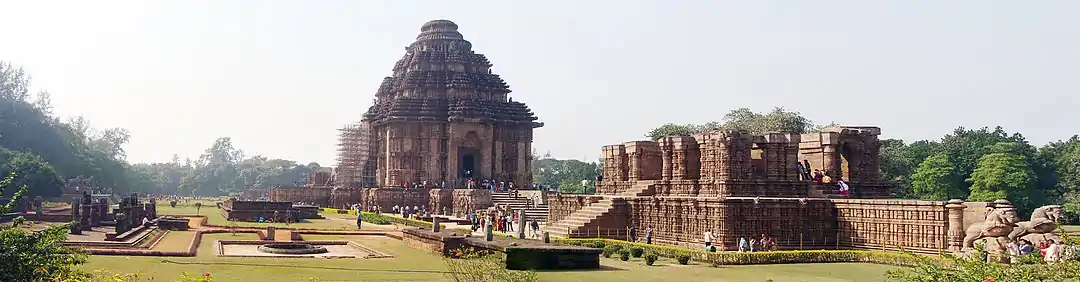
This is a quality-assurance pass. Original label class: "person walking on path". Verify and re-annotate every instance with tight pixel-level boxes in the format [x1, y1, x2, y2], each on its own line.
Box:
[356, 212, 363, 230]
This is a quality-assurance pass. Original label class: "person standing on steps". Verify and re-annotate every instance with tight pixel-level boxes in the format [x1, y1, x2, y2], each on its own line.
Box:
[645, 226, 653, 244]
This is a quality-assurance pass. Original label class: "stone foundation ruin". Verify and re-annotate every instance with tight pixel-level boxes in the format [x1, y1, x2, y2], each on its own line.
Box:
[545, 126, 1015, 254]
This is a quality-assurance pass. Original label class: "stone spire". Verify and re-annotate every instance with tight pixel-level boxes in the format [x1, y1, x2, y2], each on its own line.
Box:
[363, 20, 541, 128]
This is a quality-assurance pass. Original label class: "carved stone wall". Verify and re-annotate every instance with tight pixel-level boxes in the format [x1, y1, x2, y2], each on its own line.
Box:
[551, 196, 963, 253]
[621, 197, 836, 249]
[833, 199, 951, 253]
[268, 187, 332, 206]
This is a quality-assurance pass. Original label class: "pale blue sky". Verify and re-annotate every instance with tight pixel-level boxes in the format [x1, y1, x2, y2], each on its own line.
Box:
[1, 1, 1076, 166]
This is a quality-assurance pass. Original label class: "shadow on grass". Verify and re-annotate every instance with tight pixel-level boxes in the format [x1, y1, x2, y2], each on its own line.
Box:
[159, 259, 450, 274]
[534, 265, 625, 272]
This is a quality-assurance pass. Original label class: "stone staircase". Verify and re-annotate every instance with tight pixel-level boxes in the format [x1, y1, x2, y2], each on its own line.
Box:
[618, 182, 654, 197]
[540, 198, 615, 238]
[490, 192, 549, 223]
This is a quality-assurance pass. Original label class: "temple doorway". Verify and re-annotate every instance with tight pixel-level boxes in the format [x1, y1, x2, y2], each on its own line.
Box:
[459, 148, 480, 179]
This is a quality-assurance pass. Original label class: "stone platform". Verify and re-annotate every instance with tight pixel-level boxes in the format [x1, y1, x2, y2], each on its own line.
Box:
[402, 228, 601, 270]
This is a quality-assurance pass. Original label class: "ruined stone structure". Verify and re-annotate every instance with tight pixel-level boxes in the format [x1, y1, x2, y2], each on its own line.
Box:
[220, 199, 321, 222]
[328, 187, 491, 218]
[358, 19, 542, 188]
[267, 171, 337, 205]
[545, 126, 992, 254]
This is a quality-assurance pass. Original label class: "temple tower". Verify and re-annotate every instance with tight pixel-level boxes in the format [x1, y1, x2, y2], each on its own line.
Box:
[361, 20, 543, 188]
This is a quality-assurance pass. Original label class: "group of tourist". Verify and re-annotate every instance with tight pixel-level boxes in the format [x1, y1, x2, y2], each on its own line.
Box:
[737, 235, 778, 252]
[694, 231, 777, 252]
[468, 206, 542, 238]
[1006, 238, 1078, 263]
[794, 160, 851, 195]
[464, 178, 518, 193]
[392, 205, 429, 219]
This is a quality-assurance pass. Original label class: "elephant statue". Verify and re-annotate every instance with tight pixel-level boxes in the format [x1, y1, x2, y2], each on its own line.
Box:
[1009, 205, 1064, 242]
[963, 206, 1020, 249]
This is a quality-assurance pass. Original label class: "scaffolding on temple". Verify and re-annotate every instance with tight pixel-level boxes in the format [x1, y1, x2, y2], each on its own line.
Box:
[336, 121, 376, 187]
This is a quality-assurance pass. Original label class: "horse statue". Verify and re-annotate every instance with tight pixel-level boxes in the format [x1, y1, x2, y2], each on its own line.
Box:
[1008, 205, 1064, 242]
[963, 206, 1020, 249]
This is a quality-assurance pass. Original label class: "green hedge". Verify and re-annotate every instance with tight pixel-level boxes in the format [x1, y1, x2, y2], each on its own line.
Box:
[556, 238, 935, 267]
[359, 212, 391, 225]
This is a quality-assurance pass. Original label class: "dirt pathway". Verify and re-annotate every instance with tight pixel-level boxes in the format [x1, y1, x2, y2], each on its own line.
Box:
[274, 229, 292, 242]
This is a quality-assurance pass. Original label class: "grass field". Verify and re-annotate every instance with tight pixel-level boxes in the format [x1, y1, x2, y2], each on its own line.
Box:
[81, 232, 900, 282]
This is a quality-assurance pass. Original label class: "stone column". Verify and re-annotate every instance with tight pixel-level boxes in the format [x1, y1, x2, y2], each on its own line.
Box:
[432, 216, 441, 232]
[80, 193, 91, 231]
[945, 199, 966, 253]
[34, 196, 44, 219]
[485, 215, 494, 241]
[661, 140, 673, 181]
[115, 213, 126, 234]
[823, 146, 839, 179]
[517, 210, 526, 239]
[267, 226, 276, 240]
[69, 199, 82, 235]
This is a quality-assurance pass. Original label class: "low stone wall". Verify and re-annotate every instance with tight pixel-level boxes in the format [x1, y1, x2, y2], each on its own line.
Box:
[402, 228, 468, 256]
[329, 187, 491, 217]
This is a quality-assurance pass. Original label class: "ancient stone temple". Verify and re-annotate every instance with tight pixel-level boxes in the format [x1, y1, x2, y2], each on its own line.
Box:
[545, 126, 1000, 254]
[359, 19, 543, 188]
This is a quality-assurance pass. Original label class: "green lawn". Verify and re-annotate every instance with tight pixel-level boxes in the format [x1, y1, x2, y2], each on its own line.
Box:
[83, 233, 899, 282]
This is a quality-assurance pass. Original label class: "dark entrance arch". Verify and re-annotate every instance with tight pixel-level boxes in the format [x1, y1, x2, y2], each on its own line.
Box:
[459, 147, 480, 179]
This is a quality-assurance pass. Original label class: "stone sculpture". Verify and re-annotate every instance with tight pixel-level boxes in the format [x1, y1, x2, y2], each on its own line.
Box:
[962, 204, 1020, 250]
[1009, 205, 1064, 242]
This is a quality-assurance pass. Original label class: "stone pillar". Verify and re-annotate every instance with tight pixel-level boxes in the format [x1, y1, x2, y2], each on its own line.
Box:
[517, 210, 526, 239]
[34, 196, 44, 219]
[823, 146, 839, 179]
[69, 199, 82, 235]
[543, 231, 550, 243]
[115, 213, 126, 234]
[80, 194, 92, 231]
[661, 139, 673, 181]
[485, 215, 494, 241]
[945, 199, 966, 253]
[432, 216, 441, 232]
[150, 199, 157, 218]
[267, 226, 276, 241]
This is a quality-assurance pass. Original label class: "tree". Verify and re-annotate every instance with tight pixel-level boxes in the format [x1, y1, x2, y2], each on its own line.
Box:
[879, 139, 941, 197]
[909, 153, 960, 200]
[0, 172, 88, 281]
[645, 107, 817, 140]
[531, 151, 600, 193]
[966, 142, 1038, 212]
[0, 149, 62, 197]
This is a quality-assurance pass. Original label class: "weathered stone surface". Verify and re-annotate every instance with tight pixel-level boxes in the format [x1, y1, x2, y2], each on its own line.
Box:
[353, 20, 541, 189]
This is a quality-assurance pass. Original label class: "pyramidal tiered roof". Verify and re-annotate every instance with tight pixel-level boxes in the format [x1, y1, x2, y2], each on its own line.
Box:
[363, 20, 541, 128]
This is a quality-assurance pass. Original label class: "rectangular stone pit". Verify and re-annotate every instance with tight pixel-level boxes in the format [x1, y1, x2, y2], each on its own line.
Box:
[216, 240, 392, 259]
